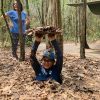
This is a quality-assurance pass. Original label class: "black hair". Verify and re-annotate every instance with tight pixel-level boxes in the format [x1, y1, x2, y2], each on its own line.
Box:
[13, 0, 23, 12]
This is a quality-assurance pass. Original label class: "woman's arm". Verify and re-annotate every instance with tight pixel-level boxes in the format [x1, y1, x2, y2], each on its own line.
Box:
[0, 13, 8, 19]
[0, 13, 13, 29]
[25, 16, 30, 26]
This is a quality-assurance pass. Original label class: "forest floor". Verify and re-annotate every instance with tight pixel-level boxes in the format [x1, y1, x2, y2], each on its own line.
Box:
[0, 41, 100, 100]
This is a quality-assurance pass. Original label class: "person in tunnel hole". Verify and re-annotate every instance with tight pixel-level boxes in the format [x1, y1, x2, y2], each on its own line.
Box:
[30, 32, 63, 84]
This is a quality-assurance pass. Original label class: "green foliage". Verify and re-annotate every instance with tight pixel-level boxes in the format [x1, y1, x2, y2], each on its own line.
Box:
[0, 0, 100, 48]
[25, 35, 33, 46]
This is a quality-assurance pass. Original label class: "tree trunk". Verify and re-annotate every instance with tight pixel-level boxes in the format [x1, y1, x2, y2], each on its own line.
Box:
[41, 0, 44, 26]
[17, 0, 25, 61]
[26, 0, 30, 16]
[75, 6, 79, 44]
[51, 0, 63, 51]
[84, 0, 90, 49]
[43, 0, 63, 52]
[80, 0, 86, 59]
[26, 0, 30, 29]
[1, 0, 13, 46]
[56, 0, 63, 52]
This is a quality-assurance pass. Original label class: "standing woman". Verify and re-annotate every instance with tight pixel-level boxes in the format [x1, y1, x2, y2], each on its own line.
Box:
[3, 0, 29, 59]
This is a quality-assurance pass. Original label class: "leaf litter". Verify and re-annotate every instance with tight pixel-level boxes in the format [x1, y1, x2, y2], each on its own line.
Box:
[0, 48, 100, 100]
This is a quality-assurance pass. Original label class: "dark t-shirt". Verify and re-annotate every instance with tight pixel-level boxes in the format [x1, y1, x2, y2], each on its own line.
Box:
[30, 40, 63, 84]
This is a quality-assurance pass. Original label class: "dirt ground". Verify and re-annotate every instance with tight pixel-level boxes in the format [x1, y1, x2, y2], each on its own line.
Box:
[0, 41, 100, 100]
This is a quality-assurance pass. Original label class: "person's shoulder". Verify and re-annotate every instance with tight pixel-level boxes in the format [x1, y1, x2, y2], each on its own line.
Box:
[6, 10, 15, 15]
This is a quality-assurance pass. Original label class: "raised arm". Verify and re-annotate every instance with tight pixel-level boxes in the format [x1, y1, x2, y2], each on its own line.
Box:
[48, 34, 63, 74]
[30, 36, 43, 76]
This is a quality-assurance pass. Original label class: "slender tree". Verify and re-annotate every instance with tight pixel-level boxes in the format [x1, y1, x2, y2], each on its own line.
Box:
[42, 0, 63, 52]
[25, 0, 30, 16]
[80, 0, 86, 59]
[1, 0, 13, 46]
[84, 0, 90, 49]
[16, 0, 25, 61]
[34, 0, 62, 48]
[25, 0, 30, 29]
[56, 0, 63, 52]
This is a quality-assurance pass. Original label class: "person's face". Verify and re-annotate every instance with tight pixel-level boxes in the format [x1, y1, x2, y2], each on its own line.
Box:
[13, 1, 18, 10]
[42, 57, 54, 69]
